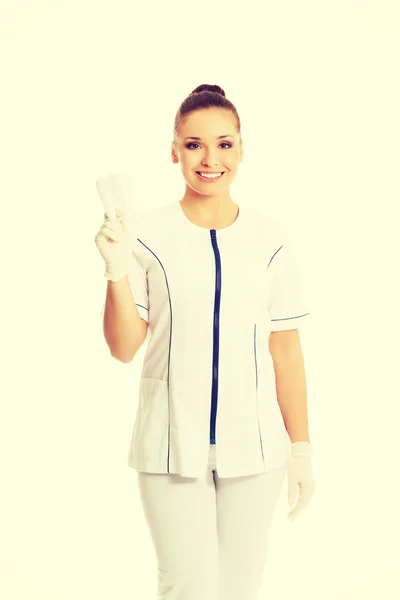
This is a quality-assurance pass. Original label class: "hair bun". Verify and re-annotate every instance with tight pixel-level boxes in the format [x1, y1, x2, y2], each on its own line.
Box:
[190, 84, 226, 97]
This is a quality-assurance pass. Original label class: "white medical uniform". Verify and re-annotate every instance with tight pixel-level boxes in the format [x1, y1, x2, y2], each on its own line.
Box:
[123, 200, 310, 478]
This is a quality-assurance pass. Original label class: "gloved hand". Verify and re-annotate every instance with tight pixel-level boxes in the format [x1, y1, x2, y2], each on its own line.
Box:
[94, 210, 133, 282]
[287, 441, 315, 522]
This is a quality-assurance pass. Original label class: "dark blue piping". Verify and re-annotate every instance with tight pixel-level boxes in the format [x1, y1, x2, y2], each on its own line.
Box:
[271, 313, 309, 322]
[254, 323, 265, 464]
[137, 238, 173, 473]
[135, 304, 149, 312]
[268, 244, 309, 323]
[268, 244, 283, 268]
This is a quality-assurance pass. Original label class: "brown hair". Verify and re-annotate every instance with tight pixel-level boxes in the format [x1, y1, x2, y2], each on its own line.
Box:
[173, 84, 241, 140]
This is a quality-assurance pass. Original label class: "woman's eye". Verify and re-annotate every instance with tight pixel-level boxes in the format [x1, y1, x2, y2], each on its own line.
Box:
[185, 142, 232, 150]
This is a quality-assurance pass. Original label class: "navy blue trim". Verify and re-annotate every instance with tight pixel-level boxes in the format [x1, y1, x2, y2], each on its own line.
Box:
[268, 244, 283, 268]
[209, 230, 222, 445]
[271, 313, 309, 322]
[137, 238, 173, 473]
[254, 324, 265, 465]
[267, 244, 310, 324]
[136, 304, 149, 311]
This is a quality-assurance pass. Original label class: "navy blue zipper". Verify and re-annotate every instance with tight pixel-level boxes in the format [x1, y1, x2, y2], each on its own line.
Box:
[209, 229, 222, 444]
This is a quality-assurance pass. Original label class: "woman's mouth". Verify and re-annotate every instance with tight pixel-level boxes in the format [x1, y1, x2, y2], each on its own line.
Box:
[195, 171, 226, 182]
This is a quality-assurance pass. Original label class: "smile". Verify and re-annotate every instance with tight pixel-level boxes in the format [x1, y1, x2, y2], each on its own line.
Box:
[195, 172, 225, 182]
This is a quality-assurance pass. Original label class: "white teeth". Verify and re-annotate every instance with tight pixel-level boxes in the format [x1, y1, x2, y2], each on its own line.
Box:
[199, 172, 222, 178]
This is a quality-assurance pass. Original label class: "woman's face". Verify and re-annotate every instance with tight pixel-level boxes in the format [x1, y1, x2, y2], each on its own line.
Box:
[172, 108, 243, 199]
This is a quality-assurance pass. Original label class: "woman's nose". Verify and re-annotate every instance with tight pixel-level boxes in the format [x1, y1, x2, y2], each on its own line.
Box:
[202, 155, 219, 168]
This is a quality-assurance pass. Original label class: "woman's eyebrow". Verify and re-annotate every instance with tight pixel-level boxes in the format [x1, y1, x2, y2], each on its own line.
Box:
[184, 135, 234, 140]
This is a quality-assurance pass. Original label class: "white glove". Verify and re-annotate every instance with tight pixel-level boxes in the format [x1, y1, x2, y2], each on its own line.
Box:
[287, 441, 315, 522]
[94, 210, 133, 282]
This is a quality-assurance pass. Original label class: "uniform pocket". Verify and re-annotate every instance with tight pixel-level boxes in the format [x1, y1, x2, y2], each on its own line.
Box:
[134, 377, 169, 462]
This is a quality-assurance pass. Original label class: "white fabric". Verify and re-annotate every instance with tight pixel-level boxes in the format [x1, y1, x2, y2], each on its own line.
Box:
[136, 444, 286, 600]
[126, 200, 311, 478]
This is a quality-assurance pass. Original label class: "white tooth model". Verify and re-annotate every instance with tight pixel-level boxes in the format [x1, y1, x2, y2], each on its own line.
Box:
[95, 172, 134, 224]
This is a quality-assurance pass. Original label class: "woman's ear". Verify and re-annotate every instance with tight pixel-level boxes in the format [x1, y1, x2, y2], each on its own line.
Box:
[171, 141, 179, 164]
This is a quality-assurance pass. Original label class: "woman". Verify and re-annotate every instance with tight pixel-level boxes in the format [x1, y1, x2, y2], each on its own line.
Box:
[95, 84, 315, 600]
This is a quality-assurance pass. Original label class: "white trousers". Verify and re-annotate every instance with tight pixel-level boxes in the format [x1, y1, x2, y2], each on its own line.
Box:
[136, 444, 286, 600]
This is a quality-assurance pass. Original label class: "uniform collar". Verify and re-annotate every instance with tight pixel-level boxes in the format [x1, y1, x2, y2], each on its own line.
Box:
[176, 200, 242, 234]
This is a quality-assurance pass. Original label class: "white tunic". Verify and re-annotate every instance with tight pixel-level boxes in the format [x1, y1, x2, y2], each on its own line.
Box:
[123, 200, 311, 478]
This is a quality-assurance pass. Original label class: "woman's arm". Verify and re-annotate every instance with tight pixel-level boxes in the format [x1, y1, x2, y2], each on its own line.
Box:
[103, 275, 148, 363]
[269, 330, 310, 443]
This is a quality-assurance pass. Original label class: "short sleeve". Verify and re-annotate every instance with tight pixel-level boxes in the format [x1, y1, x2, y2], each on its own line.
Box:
[127, 241, 149, 323]
[267, 223, 311, 332]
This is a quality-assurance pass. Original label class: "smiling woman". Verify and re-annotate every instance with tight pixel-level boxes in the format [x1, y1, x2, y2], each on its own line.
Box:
[95, 83, 315, 600]
[170, 84, 244, 214]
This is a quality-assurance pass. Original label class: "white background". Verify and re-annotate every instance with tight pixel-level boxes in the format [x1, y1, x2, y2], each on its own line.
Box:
[1, 1, 399, 599]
